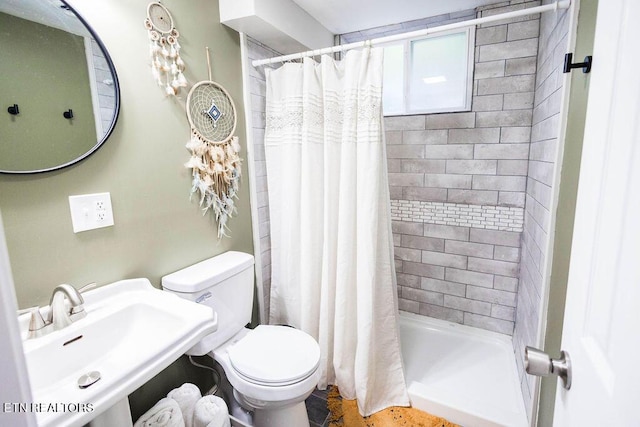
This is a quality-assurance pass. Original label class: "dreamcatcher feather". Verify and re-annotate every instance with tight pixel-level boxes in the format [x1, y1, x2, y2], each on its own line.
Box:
[144, 2, 187, 96]
[185, 48, 242, 238]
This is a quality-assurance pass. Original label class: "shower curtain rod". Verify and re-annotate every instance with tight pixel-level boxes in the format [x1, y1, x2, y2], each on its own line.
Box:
[252, 0, 571, 67]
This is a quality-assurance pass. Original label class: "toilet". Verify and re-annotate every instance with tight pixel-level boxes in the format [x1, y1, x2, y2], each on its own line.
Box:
[161, 251, 321, 427]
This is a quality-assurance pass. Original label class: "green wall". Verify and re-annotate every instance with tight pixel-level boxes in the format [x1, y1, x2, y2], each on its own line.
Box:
[537, 0, 598, 425]
[0, 13, 97, 171]
[0, 0, 254, 307]
[0, 0, 254, 417]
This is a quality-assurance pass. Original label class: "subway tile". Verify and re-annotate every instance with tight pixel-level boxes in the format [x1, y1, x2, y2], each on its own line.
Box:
[395, 259, 404, 273]
[448, 189, 499, 205]
[529, 139, 557, 162]
[505, 56, 538, 76]
[446, 160, 498, 175]
[422, 251, 468, 269]
[424, 174, 472, 189]
[500, 126, 531, 143]
[403, 261, 446, 280]
[387, 159, 402, 173]
[445, 240, 494, 259]
[468, 257, 520, 277]
[445, 295, 492, 316]
[464, 313, 514, 334]
[491, 304, 516, 321]
[497, 160, 529, 175]
[399, 298, 419, 314]
[445, 267, 494, 288]
[472, 175, 527, 191]
[386, 145, 425, 159]
[507, 19, 540, 41]
[403, 130, 448, 144]
[476, 110, 533, 128]
[474, 61, 506, 80]
[397, 273, 420, 289]
[419, 303, 464, 323]
[479, 38, 539, 61]
[476, 25, 507, 45]
[474, 143, 530, 159]
[385, 131, 403, 145]
[421, 278, 466, 297]
[425, 112, 476, 129]
[393, 233, 402, 246]
[388, 173, 424, 187]
[390, 186, 403, 199]
[394, 247, 422, 263]
[528, 160, 555, 186]
[470, 228, 521, 247]
[402, 287, 444, 306]
[494, 275, 519, 292]
[424, 224, 470, 241]
[526, 177, 552, 209]
[494, 245, 521, 262]
[448, 128, 500, 144]
[466, 285, 517, 307]
[403, 187, 448, 202]
[424, 145, 474, 159]
[392, 221, 424, 236]
[401, 159, 446, 173]
[504, 92, 534, 110]
[498, 191, 526, 208]
[401, 235, 445, 252]
[531, 111, 560, 142]
[385, 115, 425, 130]
[477, 75, 536, 95]
[472, 94, 504, 112]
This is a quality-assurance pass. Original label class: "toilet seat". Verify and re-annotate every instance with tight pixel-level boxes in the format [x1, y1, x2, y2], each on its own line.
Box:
[227, 325, 320, 387]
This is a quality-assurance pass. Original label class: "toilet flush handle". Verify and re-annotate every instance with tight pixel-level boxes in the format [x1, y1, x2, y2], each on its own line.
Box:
[196, 292, 212, 304]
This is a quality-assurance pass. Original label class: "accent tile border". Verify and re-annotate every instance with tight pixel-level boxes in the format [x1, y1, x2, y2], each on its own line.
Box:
[391, 200, 524, 232]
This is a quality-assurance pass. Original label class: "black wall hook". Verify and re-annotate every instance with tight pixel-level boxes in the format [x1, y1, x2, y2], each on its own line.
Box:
[63, 109, 73, 119]
[7, 104, 19, 115]
[563, 53, 592, 73]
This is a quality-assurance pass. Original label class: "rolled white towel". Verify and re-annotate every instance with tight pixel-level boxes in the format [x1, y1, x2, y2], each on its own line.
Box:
[167, 383, 202, 427]
[193, 395, 231, 427]
[134, 398, 185, 427]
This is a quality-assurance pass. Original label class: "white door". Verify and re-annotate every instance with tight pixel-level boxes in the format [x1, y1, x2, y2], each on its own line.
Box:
[553, 0, 640, 425]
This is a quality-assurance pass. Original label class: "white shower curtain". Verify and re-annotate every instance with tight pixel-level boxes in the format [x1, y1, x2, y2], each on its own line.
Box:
[264, 48, 409, 416]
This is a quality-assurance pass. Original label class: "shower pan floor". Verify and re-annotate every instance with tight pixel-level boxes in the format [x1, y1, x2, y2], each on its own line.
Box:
[399, 311, 528, 427]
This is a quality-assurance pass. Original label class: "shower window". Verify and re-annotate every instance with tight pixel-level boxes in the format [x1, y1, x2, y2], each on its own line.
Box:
[382, 27, 475, 116]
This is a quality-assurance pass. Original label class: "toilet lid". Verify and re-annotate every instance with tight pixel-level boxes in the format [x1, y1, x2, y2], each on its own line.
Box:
[228, 325, 320, 386]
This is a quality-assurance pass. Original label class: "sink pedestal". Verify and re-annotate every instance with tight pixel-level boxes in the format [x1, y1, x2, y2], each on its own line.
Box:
[88, 398, 132, 427]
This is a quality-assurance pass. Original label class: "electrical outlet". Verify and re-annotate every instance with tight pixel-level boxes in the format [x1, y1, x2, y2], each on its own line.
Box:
[69, 192, 114, 233]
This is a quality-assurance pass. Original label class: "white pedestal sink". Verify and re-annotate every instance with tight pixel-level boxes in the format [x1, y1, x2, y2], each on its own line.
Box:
[19, 279, 217, 427]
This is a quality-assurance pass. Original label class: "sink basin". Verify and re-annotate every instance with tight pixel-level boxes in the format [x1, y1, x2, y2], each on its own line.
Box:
[19, 278, 217, 427]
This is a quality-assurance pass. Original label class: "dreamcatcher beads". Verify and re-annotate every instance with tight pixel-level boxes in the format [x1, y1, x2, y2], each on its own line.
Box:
[185, 131, 242, 238]
[144, 3, 186, 96]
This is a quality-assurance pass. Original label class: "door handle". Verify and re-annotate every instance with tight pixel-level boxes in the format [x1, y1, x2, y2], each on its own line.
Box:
[525, 346, 572, 390]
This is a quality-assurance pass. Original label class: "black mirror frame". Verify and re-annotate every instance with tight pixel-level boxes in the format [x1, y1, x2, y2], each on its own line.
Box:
[0, 0, 121, 174]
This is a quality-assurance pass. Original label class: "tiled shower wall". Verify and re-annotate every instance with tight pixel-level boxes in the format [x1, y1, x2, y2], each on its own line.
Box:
[342, 1, 542, 335]
[512, 1, 570, 417]
[245, 37, 280, 320]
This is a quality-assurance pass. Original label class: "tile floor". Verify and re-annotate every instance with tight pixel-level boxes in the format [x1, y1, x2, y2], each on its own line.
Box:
[305, 388, 331, 427]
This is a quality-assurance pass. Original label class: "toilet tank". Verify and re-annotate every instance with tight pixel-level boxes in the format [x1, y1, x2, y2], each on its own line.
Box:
[162, 251, 254, 355]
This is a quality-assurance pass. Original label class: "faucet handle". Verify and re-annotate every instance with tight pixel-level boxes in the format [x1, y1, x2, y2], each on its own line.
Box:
[17, 306, 48, 338]
[78, 282, 97, 293]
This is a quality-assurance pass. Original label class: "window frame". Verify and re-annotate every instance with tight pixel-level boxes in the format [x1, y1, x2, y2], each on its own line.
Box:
[381, 26, 476, 117]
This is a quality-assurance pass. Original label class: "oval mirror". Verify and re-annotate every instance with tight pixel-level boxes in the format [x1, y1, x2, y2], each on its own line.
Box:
[0, 0, 120, 174]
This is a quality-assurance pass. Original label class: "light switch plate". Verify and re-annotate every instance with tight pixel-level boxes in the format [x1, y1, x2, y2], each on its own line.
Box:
[68, 192, 114, 233]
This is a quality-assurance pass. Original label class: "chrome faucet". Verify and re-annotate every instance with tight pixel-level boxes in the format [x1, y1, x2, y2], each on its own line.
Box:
[47, 284, 87, 329]
[18, 282, 94, 339]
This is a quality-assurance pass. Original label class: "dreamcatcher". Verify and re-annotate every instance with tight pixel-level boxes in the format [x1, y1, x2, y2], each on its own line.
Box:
[144, 2, 187, 95]
[185, 48, 241, 238]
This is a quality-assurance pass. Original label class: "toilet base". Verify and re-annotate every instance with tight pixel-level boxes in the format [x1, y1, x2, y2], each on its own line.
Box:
[252, 401, 309, 427]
